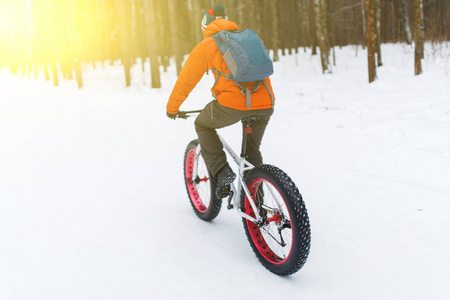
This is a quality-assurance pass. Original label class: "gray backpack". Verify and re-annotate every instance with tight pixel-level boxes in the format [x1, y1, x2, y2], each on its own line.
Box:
[211, 29, 275, 108]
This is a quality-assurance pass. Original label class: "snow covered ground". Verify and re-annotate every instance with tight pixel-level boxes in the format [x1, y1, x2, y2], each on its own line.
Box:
[1, 43, 449, 299]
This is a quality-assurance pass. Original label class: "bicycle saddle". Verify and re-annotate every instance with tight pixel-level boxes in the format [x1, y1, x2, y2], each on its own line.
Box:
[241, 115, 263, 127]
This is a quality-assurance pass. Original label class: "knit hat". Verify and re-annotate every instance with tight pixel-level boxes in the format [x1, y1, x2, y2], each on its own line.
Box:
[201, 4, 228, 32]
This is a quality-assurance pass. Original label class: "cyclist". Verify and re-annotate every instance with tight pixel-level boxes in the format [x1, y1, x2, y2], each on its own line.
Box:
[166, 4, 275, 198]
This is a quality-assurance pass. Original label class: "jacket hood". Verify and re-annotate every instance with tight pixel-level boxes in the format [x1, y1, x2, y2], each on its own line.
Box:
[203, 18, 239, 38]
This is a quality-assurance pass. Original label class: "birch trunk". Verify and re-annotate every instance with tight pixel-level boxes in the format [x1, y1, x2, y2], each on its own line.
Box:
[402, 0, 412, 44]
[414, 0, 424, 75]
[314, 0, 331, 73]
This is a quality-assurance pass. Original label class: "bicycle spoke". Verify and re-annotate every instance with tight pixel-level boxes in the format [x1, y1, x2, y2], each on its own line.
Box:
[260, 226, 287, 248]
[243, 173, 299, 266]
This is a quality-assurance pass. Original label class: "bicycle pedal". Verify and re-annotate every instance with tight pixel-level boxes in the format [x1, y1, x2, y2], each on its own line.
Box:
[217, 190, 231, 199]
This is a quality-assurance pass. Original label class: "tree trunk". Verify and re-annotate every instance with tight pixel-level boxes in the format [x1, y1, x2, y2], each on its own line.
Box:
[374, 0, 382, 67]
[235, 0, 244, 28]
[444, 0, 449, 40]
[326, 0, 336, 66]
[51, 62, 59, 87]
[402, 0, 412, 44]
[314, 0, 331, 73]
[309, 0, 318, 54]
[361, 0, 367, 49]
[414, 0, 424, 75]
[114, 0, 132, 86]
[190, 0, 203, 44]
[44, 64, 50, 81]
[269, 0, 279, 61]
[74, 59, 83, 88]
[143, 0, 161, 88]
[300, 0, 310, 51]
[366, 0, 377, 83]
[168, 0, 183, 75]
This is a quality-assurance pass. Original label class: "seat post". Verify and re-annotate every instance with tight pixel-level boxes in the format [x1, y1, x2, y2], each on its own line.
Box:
[240, 115, 261, 158]
[240, 124, 251, 158]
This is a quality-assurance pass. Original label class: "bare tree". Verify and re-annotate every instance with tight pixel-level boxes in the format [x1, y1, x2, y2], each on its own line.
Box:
[309, 0, 318, 54]
[401, 0, 413, 44]
[190, 0, 203, 44]
[114, 0, 133, 86]
[269, 0, 279, 61]
[300, 0, 311, 51]
[366, 0, 377, 82]
[143, 0, 161, 88]
[168, 0, 184, 75]
[374, 0, 382, 66]
[414, 0, 425, 75]
[314, 0, 331, 73]
[361, 0, 367, 48]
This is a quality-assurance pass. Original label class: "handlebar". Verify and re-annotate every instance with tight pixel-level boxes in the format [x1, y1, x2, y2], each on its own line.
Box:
[176, 110, 202, 119]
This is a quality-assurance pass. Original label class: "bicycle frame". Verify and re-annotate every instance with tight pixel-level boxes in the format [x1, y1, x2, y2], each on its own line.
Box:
[192, 134, 263, 224]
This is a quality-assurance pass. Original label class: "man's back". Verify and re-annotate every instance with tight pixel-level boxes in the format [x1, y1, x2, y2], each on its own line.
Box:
[166, 18, 275, 115]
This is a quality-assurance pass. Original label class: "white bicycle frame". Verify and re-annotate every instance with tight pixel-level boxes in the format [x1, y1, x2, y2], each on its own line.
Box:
[192, 134, 263, 224]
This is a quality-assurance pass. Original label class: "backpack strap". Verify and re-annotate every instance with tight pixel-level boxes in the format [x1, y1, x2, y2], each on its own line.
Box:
[261, 80, 275, 107]
[211, 68, 224, 89]
[211, 68, 274, 108]
[235, 81, 261, 109]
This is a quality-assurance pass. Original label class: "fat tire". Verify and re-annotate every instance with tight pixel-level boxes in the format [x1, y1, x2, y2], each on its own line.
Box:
[241, 164, 311, 275]
[184, 139, 221, 221]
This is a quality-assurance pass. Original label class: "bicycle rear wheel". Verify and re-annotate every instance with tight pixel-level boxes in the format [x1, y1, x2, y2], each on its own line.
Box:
[241, 164, 311, 275]
[184, 139, 221, 221]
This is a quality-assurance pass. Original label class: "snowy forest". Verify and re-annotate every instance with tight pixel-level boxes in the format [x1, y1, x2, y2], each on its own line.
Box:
[1, 1, 450, 299]
[0, 0, 449, 87]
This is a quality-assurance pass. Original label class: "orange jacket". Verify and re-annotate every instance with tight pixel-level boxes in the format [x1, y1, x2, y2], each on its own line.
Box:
[166, 18, 275, 114]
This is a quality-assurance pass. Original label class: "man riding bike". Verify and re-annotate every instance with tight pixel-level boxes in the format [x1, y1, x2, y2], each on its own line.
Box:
[166, 4, 275, 198]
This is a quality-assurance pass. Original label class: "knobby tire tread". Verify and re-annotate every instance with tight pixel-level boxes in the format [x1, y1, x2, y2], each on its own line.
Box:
[241, 164, 311, 275]
[184, 139, 222, 221]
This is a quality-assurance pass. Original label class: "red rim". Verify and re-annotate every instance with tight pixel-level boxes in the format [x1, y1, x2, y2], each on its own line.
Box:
[185, 148, 211, 213]
[245, 178, 294, 264]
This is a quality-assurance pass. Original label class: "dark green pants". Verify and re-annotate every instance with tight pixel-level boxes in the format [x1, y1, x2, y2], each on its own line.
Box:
[195, 100, 274, 177]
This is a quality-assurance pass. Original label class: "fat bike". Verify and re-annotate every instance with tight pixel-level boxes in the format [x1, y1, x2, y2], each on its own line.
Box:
[179, 110, 311, 275]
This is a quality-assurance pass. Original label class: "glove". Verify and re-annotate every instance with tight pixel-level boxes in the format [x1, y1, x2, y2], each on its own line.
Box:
[167, 112, 177, 120]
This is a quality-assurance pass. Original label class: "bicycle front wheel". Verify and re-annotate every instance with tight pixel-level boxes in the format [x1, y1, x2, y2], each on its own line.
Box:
[184, 139, 221, 221]
[241, 164, 311, 275]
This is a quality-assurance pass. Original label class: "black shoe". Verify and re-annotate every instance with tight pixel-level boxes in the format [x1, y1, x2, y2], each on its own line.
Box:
[215, 165, 236, 198]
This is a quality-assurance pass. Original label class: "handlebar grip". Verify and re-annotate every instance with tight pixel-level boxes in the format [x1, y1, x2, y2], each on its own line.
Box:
[176, 110, 202, 119]
[177, 112, 188, 119]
